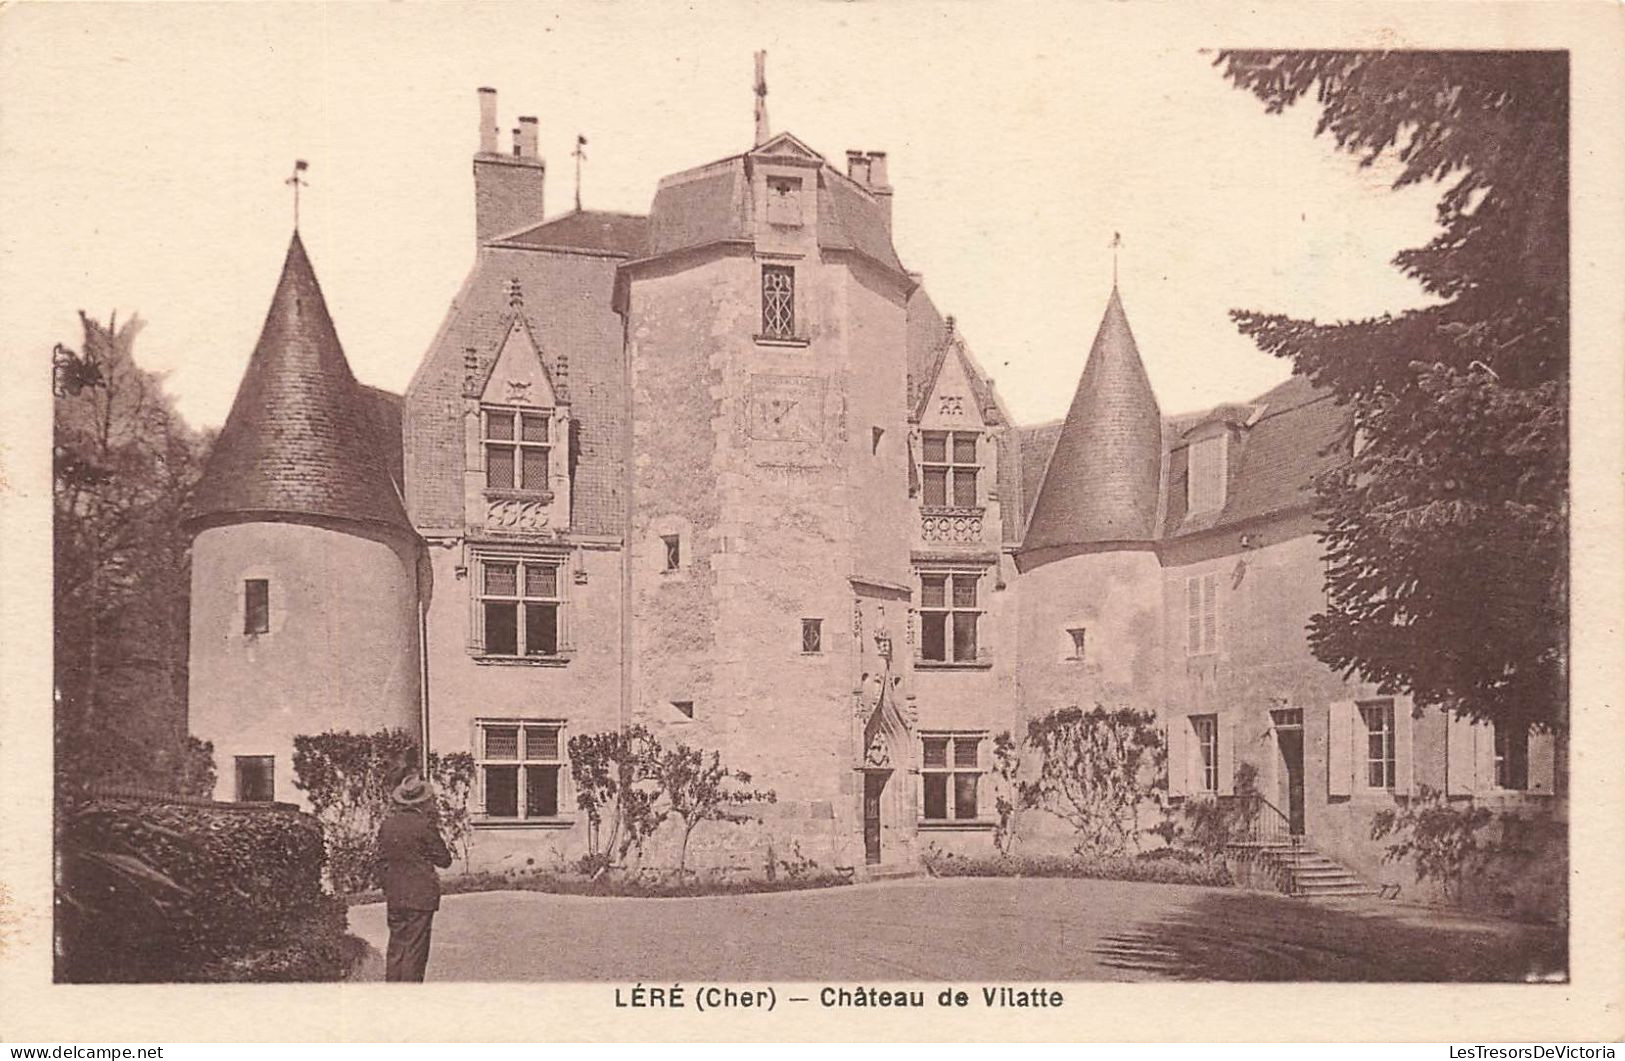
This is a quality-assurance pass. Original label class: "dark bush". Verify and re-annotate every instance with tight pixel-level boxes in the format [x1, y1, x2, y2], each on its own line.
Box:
[923, 849, 1232, 888]
[57, 793, 356, 982]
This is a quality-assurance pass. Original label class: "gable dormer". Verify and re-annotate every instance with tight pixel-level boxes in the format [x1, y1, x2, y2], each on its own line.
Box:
[749, 132, 824, 253]
[465, 312, 572, 536]
[913, 335, 997, 547]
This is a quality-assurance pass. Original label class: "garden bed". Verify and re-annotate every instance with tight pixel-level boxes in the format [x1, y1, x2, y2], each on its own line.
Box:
[923, 849, 1233, 888]
[343, 867, 854, 905]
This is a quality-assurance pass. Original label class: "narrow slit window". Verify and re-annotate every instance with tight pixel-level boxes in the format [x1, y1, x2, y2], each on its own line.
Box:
[244, 579, 270, 635]
[801, 618, 822, 654]
[661, 535, 681, 572]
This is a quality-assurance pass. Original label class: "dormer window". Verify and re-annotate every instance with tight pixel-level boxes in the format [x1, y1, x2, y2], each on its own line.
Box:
[1187, 435, 1227, 514]
[921, 431, 978, 508]
[484, 407, 551, 493]
[766, 176, 803, 226]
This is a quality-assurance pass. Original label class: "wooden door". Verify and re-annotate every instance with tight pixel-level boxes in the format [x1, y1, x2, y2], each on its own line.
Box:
[863, 773, 885, 864]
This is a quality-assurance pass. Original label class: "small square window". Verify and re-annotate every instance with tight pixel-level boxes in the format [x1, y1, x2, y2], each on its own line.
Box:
[661, 535, 681, 572]
[235, 755, 274, 802]
[244, 579, 269, 635]
[766, 176, 803, 226]
[1067, 626, 1087, 660]
[672, 700, 695, 719]
[801, 618, 822, 654]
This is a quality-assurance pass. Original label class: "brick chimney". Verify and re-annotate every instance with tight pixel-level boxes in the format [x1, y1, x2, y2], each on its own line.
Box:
[473, 87, 545, 245]
[846, 150, 892, 235]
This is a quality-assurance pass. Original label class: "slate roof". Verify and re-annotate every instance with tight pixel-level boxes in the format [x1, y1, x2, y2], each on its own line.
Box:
[640, 136, 906, 276]
[1014, 372, 1350, 547]
[190, 233, 411, 533]
[404, 242, 628, 536]
[495, 210, 649, 257]
[1020, 287, 1164, 560]
[1161, 374, 1349, 537]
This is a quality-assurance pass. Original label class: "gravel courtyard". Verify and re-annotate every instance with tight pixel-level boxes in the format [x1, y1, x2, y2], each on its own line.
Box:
[347, 877, 1563, 983]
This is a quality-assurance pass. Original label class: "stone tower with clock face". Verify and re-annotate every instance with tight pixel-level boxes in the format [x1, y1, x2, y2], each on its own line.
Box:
[615, 133, 920, 868]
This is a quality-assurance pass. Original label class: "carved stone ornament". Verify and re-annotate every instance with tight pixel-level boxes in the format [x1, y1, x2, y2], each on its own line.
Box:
[938, 394, 965, 417]
[865, 731, 892, 768]
[504, 379, 533, 404]
[486, 499, 550, 532]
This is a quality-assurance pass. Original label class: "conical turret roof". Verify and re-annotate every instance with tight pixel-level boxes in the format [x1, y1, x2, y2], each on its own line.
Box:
[190, 233, 410, 533]
[1020, 286, 1162, 565]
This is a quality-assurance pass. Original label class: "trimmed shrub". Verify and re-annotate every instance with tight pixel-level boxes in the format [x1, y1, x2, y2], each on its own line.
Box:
[923, 849, 1232, 888]
[56, 794, 354, 982]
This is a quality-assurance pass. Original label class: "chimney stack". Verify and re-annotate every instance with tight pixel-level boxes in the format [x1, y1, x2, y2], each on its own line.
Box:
[847, 149, 893, 235]
[478, 87, 499, 155]
[472, 87, 546, 244]
[846, 150, 871, 186]
[517, 116, 539, 160]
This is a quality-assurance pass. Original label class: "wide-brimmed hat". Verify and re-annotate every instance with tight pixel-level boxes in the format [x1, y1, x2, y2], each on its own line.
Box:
[391, 776, 435, 807]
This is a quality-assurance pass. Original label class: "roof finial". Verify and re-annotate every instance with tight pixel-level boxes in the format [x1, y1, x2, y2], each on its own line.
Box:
[1109, 230, 1123, 288]
[572, 134, 588, 213]
[753, 50, 770, 146]
[285, 159, 309, 231]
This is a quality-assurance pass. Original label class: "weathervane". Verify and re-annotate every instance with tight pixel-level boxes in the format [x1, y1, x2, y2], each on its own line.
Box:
[286, 159, 309, 231]
[573, 134, 588, 212]
[753, 50, 770, 146]
[1110, 231, 1123, 286]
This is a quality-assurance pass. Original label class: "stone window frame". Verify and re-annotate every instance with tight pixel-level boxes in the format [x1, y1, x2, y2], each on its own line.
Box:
[472, 719, 570, 826]
[801, 618, 823, 654]
[920, 430, 980, 509]
[481, 404, 554, 497]
[765, 175, 804, 227]
[918, 731, 988, 824]
[759, 264, 797, 342]
[469, 550, 571, 664]
[1065, 625, 1087, 662]
[661, 534, 681, 573]
[915, 566, 987, 668]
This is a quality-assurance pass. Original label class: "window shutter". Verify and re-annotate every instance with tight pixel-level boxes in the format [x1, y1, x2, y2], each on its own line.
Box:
[1217, 713, 1235, 796]
[1394, 696, 1414, 795]
[1327, 700, 1353, 797]
[557, 558, 575, 653]
[1202, 574, 1218, 653]
[1165, 716, 1187, 797]
[1186, 578, 1201, 654]
[1474, 720, 1496, 794]
[467, 559, 485, 652]
[1527, 728, 1556, 794]
[1446, 711, 1477, 795]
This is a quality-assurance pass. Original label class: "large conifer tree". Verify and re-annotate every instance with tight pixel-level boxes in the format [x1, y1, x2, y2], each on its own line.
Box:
[1217, 51, 1568, 731]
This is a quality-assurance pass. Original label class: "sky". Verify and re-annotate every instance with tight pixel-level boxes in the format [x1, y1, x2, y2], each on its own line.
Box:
[0, 2, 1446, 432]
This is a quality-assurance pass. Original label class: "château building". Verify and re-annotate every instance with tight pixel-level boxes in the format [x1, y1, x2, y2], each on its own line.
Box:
[187, 83, 1562, 896]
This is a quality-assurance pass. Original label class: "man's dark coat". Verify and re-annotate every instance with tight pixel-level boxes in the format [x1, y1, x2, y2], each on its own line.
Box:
[376, 807, 453, 911]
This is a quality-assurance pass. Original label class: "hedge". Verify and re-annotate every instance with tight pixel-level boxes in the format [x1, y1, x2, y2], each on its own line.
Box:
[57, 794, 357, 982]
[923, 849, 1233, 888]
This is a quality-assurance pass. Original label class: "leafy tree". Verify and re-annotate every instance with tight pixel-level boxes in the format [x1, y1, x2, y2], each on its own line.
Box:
[290, 728, 472, 891]
[1021, 705, 1164, 856]
[53, 311, 214, 795]
[567, 726, 665, 879]
[652, 742, 775, 873]
[1216, 51, 1567, 732]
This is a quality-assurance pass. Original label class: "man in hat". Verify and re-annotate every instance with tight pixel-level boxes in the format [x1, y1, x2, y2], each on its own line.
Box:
[375, 775, 453, 982]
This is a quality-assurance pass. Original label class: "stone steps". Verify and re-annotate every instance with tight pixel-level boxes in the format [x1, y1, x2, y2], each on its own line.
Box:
[1227, 839, 1379, 898]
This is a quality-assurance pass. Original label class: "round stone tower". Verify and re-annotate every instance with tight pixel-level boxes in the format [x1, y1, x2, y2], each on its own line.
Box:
[1015, 286, 1165, 719]
[187, 233, 422, 804]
